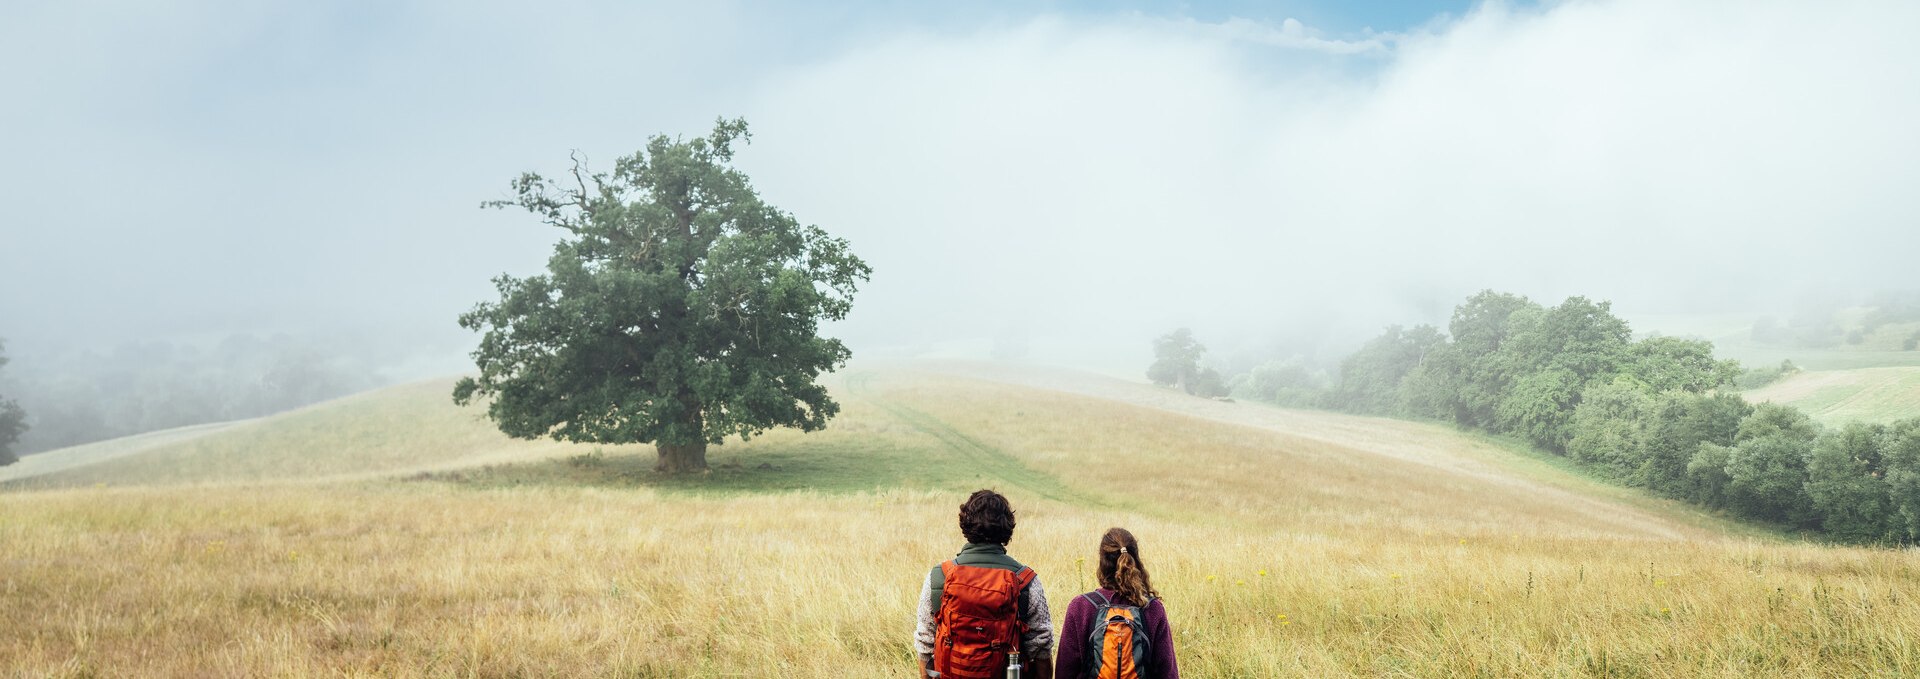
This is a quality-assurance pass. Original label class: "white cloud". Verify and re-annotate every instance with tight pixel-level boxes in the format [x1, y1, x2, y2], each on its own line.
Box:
[739, 0, 1920, 366]
[1199, 16, 1396, 55]
[4, 0, 1918, 374]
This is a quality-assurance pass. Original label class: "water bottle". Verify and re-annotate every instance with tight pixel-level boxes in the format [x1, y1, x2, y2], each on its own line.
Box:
[1006, 650, 1022, 679]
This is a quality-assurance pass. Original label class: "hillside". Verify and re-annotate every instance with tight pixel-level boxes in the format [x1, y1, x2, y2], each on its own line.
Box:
[1743, 365, 1920, 425]
[2, 364, 1730, 540]
[1, 379, 613, 488]
[5, 363, 1920, 676]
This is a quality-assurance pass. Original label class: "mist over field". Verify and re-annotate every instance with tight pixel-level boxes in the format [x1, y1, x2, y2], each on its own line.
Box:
[5, 0, 1919, 377]
[11, 3, 1920, 676]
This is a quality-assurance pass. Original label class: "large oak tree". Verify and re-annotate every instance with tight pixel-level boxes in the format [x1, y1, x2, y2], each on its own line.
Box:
[455, 119, 870, 474]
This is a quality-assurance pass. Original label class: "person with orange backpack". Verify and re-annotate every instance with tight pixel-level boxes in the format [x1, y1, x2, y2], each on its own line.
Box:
[915, 489, 1055, 679]
[1053, 528, 1179, 679]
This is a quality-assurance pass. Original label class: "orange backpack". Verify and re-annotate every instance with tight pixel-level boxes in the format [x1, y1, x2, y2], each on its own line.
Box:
[1082, 591, 1151, 679]
[933, 561, 1036, 679]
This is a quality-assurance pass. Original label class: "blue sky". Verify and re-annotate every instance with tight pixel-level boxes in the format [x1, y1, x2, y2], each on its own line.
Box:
[1023, 0, 1485, 33]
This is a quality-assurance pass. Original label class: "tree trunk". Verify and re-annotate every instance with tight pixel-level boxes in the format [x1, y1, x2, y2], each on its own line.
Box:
[655, 440, 709, 474]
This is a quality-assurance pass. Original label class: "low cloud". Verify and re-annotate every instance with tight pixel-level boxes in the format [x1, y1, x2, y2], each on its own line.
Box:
[3, 0, 1917, 377]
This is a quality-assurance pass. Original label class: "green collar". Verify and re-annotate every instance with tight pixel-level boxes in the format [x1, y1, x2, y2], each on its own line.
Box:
[958, 542, 1009, 556]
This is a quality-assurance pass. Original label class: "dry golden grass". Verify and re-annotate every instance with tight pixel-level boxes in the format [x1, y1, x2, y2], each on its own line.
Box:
[5, 366, 1920, 677]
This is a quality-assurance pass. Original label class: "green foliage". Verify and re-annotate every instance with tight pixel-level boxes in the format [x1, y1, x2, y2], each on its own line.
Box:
[1420, 290, 1540, 428]
[1148, 328, 1216, 396]
[1637, 393, 1749, 499]
[1750, 314, 1843, 349]
[1627, 337, 1739, 393]
[1734, 360, 1800, 390]
[1326, 289, 1920, 544]
[0, 339, 23, 466]
[1862, 291, 1920, 332]
[3, 335, 373, 455]
[1687, 443, 1734, 508]
[1327, 325, 1444, 415]
[1497, 368, 1582, 452]
[1805, 422, 1893, 542]
[1736, 402, 1820, 443]
[1723, 404, 1820, 525]
[1501, 297, 1634, 385]
[1190, 367, 1231, 399]
[1565, 377, 1656, 479]
[454, 119, 870, 473]
[1231, 360, 1323, 407]
[1882, 419, 1920, 541]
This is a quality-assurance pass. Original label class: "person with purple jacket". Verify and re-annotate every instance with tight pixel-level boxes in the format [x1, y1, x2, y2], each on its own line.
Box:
[1054, 527, 1180, 678]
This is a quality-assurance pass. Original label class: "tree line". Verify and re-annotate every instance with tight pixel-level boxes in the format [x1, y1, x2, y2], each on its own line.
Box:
[0, 339, 25, 466]
[1169, 290, 1920, 544]
[0, 334, 379, 462]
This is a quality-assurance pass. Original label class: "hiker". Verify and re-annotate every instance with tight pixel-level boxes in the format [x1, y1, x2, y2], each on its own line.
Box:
[915, 489, 1055, 679]
[1054, 528, 1179, 678]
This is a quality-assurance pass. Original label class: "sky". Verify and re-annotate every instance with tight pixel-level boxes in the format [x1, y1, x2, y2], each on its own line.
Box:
[3, 0, 1917, 378]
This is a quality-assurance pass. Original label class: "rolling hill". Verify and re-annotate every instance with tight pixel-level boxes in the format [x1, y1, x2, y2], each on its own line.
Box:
[1743, 365, 1920, 425]
[4, 362, 1919, 676]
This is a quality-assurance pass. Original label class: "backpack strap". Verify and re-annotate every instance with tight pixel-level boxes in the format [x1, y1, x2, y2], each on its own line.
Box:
[933, 561, 954, 604]
[1083, 590, 1111, 609]
[1011, 567, 1037, 652]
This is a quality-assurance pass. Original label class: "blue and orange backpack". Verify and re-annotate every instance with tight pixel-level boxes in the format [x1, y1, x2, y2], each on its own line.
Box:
[1082, 590, 1152, 679]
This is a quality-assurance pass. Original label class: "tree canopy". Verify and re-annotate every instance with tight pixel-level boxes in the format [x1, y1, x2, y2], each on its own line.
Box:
[0, 339, 26, 466]
[1147, 328, 1204, 391]
[454, 119, 870, 474]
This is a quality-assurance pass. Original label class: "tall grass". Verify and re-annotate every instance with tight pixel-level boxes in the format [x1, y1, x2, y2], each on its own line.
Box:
[4, 369, 1919, 676]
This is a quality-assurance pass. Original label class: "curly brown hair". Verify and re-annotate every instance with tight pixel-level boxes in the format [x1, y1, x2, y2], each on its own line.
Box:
[1098, 527, 1158, 605]
[958, 489, 1016, 544]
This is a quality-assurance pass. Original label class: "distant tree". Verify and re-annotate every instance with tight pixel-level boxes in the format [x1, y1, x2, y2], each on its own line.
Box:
[454, 119, 871, 474]
[1805, 422, 1893, 542]
[1496, 367, 1581, 452]
[1488, 297, 1647, 452]
[1327, 324, 1445, 415]
[1723, 403, 1821, 524]
[1191, 367, 1231, 399]
[0, 339, 25, 466]
[1724, 435, 1816, 525]
[1626, 336, 1739, 394]
[1147, 328, 1206, 392]
[1881, 418, 1920, 541]
[1688, 442, 1734, 508]
[1737, 401, 1821, 444]
[1498, 296, 1633, 386]
[1638, 392, 1749, 498]
[1234, 359, 1322, 407]
[1734, 359, 1799, 390]
[1565, 377, 1656, 479]
[1418, 290, 1540, 428]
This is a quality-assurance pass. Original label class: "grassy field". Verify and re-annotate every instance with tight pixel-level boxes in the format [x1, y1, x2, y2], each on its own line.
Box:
[6, 365, 1920, 676]
[1632, 312, 1920, 371]
[1743, 366, 1920, 426]
[1633, 312, 1920, 427]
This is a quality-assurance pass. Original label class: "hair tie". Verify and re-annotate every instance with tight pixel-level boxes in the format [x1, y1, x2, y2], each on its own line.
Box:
[1119, 546, 1128, 554]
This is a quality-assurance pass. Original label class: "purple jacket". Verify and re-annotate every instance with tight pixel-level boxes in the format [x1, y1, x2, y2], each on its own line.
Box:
[1054, 588, 1179, 679]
